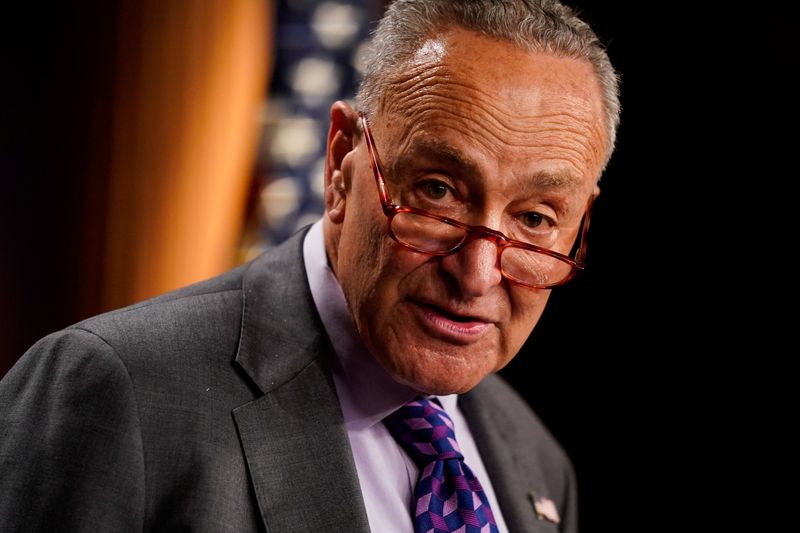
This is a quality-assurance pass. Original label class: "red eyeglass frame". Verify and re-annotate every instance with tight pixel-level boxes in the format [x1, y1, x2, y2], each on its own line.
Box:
[358, 112, 594, 289]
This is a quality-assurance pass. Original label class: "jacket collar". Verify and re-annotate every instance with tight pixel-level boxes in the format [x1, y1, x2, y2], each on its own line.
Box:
[232, 228, 371, 532]
[235, 228, 327, 395]
[460, 382, 562, 533]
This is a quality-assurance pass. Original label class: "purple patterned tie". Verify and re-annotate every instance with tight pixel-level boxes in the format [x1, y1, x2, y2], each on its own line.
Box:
[384, 397, 500, 533]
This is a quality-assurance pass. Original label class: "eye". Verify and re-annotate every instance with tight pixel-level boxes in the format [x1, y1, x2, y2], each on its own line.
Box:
[419, 179, 450, 200]
[513, 209, 557, 245]
[520, 211, 545, 229]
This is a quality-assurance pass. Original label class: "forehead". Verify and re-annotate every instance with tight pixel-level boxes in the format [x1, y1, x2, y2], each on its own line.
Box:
[375, 27, 607, 185]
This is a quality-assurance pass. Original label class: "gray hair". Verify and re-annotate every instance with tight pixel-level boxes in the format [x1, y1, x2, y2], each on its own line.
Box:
[355, 0, 621, 167]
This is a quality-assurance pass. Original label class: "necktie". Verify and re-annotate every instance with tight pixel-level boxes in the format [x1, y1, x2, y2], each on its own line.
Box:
[384, 397, 500, 533]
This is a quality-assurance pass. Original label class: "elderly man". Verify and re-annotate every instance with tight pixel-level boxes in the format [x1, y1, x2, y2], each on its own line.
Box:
[0, 1, 618, 532]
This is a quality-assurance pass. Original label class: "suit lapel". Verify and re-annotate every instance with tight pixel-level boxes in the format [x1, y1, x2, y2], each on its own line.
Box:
[460, 383, 554, 533]
[232, 230, 370, 533]
[232, 358, 370, 532]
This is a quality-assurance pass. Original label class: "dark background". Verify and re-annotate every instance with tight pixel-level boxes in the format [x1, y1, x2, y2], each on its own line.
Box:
[2, 2, 797, 531]
[499, 3, 799, 532]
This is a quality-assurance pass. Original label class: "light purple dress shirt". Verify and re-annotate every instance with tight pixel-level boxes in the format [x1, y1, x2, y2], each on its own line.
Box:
[303, 220, 509, 533]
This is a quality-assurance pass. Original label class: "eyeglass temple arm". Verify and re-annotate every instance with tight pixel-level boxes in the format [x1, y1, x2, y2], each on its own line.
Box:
[359, 113, 393, 209]
[573, 194, 596, 265]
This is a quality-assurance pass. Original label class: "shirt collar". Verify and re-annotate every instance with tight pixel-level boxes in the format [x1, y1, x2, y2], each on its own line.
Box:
[302, 219, 458, 429]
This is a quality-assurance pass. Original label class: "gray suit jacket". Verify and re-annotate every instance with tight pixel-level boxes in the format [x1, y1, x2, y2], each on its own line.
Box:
[0, 230, 577, 532]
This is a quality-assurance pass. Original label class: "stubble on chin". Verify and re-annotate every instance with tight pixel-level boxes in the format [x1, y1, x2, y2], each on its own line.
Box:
[375, 321, 500, 395]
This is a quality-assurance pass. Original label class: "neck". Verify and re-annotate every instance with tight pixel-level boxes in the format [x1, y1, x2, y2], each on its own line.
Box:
[322, 217, 340, 277]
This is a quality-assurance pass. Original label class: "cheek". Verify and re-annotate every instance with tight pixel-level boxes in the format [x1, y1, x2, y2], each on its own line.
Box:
[339, 216, 385, 306]
[346, 243, 436, 357]
[504, 289, 551, 355]
[337, 207, 416, 330]
[355, 242, 426, 319]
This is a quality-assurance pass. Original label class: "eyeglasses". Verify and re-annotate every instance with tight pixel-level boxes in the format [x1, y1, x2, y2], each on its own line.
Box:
[359, 113, 594, 289]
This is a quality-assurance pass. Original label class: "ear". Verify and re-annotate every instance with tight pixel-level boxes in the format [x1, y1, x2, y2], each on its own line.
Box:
[324, 101, 359, 224]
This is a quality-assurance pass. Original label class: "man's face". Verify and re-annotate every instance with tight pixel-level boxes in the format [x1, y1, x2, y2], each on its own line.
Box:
[324, 27, 607, 395]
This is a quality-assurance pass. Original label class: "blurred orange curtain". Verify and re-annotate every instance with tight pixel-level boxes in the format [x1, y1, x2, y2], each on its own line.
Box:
[101, 0, 272, 310]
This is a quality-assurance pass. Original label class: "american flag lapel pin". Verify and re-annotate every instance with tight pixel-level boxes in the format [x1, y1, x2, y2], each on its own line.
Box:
[528, 491, 561, 525]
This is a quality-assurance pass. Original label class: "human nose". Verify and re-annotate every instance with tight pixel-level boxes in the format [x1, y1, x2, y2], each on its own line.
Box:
[439, 236, 503, 298]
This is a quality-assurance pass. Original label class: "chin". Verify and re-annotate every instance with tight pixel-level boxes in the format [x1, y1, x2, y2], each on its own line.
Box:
[408, 374, 487, 396]
[413, 380, 477, 396]
[367, 320, 504, 395]
[387, 351, 493, 396]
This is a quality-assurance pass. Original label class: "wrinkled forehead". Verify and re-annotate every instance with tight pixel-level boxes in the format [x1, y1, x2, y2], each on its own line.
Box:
[371, 28, 607, 184]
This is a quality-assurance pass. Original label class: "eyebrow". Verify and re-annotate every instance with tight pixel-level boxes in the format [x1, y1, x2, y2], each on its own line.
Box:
[392, 138, 480, 179]
[526, 170, 583, 192]
[391, 138, 583, 193]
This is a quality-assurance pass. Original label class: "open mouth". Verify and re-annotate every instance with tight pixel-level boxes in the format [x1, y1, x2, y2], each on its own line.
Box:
[412, 301, 492, 342]
[419, 303, 479, 323]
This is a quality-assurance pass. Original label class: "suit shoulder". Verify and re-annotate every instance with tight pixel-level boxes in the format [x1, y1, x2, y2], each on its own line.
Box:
[0, 328, 146, 531]
[3, 327, 132, 396]
[77, 262, 247, 325]
[71, 263, 249, 352]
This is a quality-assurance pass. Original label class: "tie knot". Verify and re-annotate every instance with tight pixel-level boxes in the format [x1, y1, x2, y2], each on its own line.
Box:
[384, 397, 463, 466]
